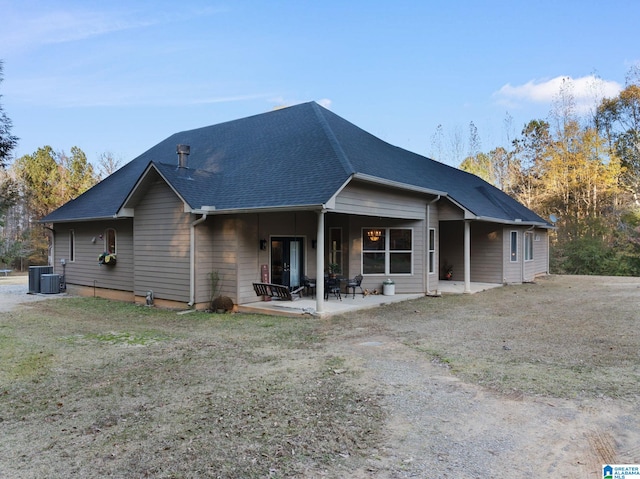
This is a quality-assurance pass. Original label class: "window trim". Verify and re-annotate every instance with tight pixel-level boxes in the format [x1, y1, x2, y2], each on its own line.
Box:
[362, 227, 413, 276]
[524, 231, 534, 262]
[510, 230, 518, 263]
[69, 229, 75, 262]
[105, 228, 117, 255]
[329, 227, 342, 274]
[428, 227, 436, 274]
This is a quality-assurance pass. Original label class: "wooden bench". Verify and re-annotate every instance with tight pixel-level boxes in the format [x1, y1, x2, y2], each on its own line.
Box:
[0, 269, 12, 277]
[253, 282, 304, 301]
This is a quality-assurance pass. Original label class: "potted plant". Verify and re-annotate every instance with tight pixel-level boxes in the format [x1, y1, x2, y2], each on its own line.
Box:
[328, 263, 341, 278]
[382, 278, 395, 296]
[98, 252, 116, 266]
[443, 262, 453, 280]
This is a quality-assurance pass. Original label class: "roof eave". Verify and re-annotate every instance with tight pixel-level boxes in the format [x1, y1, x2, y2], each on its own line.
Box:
[352, 173, 447, 197]
[39, 214, 127, 224]
[474, 215, 554, 228]
[118, 162, 193, 215]
[190, 204, 327, 215]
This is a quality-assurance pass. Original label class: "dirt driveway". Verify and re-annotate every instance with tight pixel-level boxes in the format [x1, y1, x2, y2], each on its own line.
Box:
[1, 275, 638, 478]
[321, 274, 640, 477]
[328, 329, 637, 477]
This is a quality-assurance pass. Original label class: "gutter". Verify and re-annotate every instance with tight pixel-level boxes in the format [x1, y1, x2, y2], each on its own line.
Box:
[189, 204, 326, 215]
[474, 215, 553, 228]
[188, 213, 208, 307]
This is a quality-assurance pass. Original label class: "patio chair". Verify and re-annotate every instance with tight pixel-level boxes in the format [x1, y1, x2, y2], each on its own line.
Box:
[345, 274, 364, 298]
[324, 276, 342, 301]
[302, 275, 316, 298]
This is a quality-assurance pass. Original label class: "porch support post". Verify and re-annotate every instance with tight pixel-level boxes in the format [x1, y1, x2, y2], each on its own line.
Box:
[316, 210, 325, 313]
[464, 220, 471, 294]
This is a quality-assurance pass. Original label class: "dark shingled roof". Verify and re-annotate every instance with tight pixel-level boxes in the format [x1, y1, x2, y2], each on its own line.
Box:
[42, 102, 547, 225]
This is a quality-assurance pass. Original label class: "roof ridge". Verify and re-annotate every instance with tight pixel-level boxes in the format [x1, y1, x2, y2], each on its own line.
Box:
[310, 102, 355, 175]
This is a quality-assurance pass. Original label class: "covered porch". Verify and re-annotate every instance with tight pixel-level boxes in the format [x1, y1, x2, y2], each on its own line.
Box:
[237, 281, 502, 318]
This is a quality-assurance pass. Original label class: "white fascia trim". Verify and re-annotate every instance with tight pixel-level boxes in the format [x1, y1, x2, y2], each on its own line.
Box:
[474, 216, 553, 228]
[118, 162, 193, 217]
[189, 204, 326, 215]
[324, 175, 355, 210]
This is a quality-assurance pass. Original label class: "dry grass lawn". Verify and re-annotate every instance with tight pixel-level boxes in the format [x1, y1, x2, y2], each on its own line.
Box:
[1, 274, 639, 478]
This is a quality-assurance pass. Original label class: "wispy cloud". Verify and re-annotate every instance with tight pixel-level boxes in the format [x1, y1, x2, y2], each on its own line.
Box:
[0, 3, 227, 54]
[493, 75, 622, 113]
[0, 6, 147, 53]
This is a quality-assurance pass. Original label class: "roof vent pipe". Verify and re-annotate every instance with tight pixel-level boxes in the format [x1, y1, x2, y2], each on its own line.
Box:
[177, 144, 190, 169]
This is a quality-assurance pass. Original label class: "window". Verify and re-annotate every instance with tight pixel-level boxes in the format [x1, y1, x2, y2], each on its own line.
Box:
[105, 228, 117, 254]
[69, 230, 75, 262]
[329, 227, 342, 273]
[362, 228, 412, 275]
[428, 228, 436, 274]
[524, 232, 533, 261]
[510, 231, 518, 262]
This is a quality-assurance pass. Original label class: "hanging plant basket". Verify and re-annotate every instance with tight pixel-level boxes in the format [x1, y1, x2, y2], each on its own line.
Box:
[98, 252, 117, 266]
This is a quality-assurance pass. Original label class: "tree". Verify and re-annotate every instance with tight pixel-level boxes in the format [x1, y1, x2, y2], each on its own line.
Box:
[596, 67, 640, 204]
[13, 146, 61, 219]
[460, 152, 495, 184]
[97, 151, 122, 179]
[0, 169, 18, 227]
[428, 124, 444, 162]
[467, 121, 481, 159]
[539, 121, 623, 243]
[0, 61, 18, 169]
[13, 145, 97, 218]
[10, 146, 98, 265]
[59, 146, 97, 201]
[0, 60, 19, 235]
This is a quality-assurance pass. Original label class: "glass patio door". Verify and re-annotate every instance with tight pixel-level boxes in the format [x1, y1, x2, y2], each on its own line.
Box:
[270, 237, 304, 288]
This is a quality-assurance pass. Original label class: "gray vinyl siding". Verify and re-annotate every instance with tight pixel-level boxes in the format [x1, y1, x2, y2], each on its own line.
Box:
[440, 221, 506, 283]
[346, 216, 425, 294]
[133, 180, 190, 302]
[233, 211, 319, 305]
[426, 201, 439, 293]
[502, 227, 549, 283]
[438, 199, 465, 221]
[236, 215, 257, 305]
[502, 228, 520, 283]
[533, 229, 549, 276]
[52, 219, 134, 291]
[470, 223, 503, 283]
[334, 182, 426, 219]
[438, 221, 464, 281]
[194, 219, 215, 305]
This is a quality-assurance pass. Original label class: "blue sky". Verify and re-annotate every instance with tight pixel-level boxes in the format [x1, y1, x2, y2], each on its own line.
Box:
[1, 0, 638, 168]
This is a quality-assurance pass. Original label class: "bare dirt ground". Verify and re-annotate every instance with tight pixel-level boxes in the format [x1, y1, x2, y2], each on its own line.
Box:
[319, 275, 640, 477]
[1, 274, 639, 478]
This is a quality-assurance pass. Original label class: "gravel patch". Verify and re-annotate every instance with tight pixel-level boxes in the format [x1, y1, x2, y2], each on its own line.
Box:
[0, 275, 65, 312]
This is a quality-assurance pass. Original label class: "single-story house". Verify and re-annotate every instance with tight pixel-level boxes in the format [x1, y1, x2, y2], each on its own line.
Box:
[41, 102, 552, 313]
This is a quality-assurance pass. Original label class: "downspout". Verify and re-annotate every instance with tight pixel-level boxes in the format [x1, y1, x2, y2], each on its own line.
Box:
[425, 195, 440, 295]
[188, 213, 208, 307]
